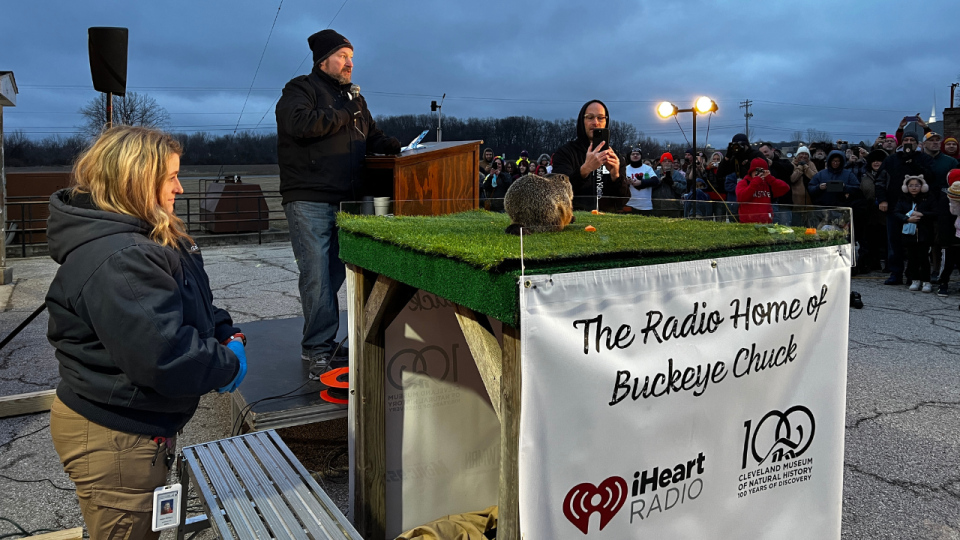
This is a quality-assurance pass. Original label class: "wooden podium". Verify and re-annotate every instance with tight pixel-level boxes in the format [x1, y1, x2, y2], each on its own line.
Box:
[363, 140, 481, 216]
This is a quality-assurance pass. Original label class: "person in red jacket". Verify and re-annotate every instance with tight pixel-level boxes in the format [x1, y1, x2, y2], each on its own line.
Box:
[736, 158, 790, 223]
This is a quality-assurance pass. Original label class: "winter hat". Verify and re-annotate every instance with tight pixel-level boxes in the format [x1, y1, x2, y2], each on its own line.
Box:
[732, 133, 749, 144]
[630, 147, 642, 155]
[866, 149, 888, 165]
[944, 137, 958, 145]
[947, 175, 960, 200]
[747, 158, 769, 176]
[520, 150, 529, 158]
[685, 148, 694, 156]
[902, 132, 920, 143]
[924, 132, 942, 142]
[796, 146, 811, 156]
[947, 170, 960, 194]
[902, 174, 928, 193]
[885, 134, 897, 140]
[308, 29, 353, 65]
[660, 152, 675, 162]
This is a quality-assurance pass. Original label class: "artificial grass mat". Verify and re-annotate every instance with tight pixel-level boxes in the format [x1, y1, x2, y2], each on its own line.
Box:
[338, 210, 848, 326]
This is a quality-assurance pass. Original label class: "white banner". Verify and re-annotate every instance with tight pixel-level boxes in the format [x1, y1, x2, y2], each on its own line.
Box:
[383, 291, 501, 538]
[519, 246, 851, 539]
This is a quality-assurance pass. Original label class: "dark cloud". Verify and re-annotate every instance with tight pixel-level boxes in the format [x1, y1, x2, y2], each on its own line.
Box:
[2, 0, 958, 146]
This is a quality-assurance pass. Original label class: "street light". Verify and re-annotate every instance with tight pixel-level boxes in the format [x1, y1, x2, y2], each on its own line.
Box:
[655, 97, 718, 184]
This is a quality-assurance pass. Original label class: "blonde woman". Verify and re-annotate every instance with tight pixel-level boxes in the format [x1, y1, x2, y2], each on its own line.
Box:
[45, 126, 246, 539]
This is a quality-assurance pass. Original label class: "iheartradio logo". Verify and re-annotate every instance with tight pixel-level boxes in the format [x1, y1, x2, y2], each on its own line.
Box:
[562, 476, 628, 534]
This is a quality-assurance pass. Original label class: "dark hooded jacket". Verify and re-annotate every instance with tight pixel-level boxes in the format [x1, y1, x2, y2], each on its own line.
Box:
[276, 67, 400, 206]
[45, 189, 241, 437]
[876, 146, 935, 205]
[717, 137, 765, 181]
[808, 150, 862, 207]
[551, 100, 626, 208]
[893, 190, 937, 245]
[935, 188, 960, 247]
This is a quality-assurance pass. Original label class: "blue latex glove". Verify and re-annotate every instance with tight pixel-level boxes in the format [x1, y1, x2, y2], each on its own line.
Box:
[217, 340, 247, 393]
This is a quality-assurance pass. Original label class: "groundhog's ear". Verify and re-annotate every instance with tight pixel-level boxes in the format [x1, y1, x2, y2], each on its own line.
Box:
[545, 173, 569, 183]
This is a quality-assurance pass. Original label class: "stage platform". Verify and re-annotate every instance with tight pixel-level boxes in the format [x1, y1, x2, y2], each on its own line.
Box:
[230, 313, 348, 433]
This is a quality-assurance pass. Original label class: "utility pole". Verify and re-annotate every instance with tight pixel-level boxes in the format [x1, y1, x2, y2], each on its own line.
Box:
[739, 99, 753, 138]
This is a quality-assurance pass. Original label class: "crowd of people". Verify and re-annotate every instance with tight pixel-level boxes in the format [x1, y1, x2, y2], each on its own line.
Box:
[479, 115, 960, 300]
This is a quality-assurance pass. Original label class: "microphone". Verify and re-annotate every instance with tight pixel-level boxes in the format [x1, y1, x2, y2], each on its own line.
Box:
[349, 84, 360, 100]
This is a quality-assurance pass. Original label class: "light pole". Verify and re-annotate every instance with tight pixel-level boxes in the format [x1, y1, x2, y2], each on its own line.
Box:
[657, 97, 718, 187]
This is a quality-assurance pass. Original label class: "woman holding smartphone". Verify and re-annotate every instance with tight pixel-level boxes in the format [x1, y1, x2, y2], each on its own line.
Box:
[45, 126, 247, 539]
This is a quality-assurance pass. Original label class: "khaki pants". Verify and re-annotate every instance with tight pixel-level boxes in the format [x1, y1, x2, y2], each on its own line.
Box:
[50, 397, 175, 540]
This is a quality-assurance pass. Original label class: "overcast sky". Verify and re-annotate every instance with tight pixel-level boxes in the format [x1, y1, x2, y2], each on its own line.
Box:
[2, 0, 958, 147]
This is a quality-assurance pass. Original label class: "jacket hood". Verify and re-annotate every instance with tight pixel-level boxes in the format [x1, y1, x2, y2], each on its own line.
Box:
[47, 189, 153, 264]
[575, 100, 610, 145]
[866, 149, 888, 166]
[825, 150, 846, 173]
[747, 157, 769, 175]
[942, 138, 959, 159]
[537, 153, 551, 163]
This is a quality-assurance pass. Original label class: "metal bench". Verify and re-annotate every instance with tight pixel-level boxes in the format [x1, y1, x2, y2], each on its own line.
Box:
[177, 430, 360, 540]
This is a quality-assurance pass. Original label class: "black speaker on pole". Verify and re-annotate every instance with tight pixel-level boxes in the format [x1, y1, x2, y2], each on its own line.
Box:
[88, 27, 128, 95]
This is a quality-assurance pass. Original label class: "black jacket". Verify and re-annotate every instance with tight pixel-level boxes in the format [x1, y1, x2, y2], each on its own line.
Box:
[893, 192, 936, 244]
[717, 144, 765, 181]
[934, 189, 960, 246]
[875, 149, 935, 205]
[551, 100, 626, 208]
[769, 157, 795, 205]
[276, 68, 400, 206]
[45, 190, 241, 437]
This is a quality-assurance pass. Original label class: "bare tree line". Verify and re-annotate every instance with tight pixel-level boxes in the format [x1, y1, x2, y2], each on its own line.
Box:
[6, 90, 838, 167]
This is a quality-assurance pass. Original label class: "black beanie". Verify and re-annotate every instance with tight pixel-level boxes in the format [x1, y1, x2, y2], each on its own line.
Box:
[308, 29, 353, 65]
[732, 133, 749, 144]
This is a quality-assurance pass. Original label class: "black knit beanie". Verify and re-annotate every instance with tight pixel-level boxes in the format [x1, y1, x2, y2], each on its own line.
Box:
[308, 29, 353, 65]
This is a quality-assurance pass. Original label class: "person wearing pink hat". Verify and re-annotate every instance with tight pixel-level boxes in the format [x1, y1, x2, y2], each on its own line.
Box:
[651, 152, 687, 217]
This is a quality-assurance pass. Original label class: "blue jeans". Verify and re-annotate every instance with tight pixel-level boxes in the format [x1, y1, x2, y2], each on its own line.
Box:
[284, 201, 345, 357]
[885, 212, 903, 276]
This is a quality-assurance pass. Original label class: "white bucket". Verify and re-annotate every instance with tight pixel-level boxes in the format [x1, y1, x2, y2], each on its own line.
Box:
[374, 197, 391, 216]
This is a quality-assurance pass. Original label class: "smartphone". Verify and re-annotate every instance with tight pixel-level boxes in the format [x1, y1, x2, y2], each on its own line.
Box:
[880, 131, 886, 138]
[592, 128, 609, 149]
[903, 116, 920, 123]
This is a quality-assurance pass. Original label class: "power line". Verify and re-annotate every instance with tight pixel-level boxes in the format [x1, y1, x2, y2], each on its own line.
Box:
[253, 0, 351, 129]
[739, 99, 753, 136]
[751, 100, 916, 113]
[234, 0, 285, 134]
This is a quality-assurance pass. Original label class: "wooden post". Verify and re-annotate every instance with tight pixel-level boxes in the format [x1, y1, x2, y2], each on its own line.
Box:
[351, 266, 416, 540]
[351, 265, 385, 540]
[498, 324, 522, 540]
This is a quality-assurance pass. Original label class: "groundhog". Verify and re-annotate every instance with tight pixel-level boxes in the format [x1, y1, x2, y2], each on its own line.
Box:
[503, 173, 575, 235]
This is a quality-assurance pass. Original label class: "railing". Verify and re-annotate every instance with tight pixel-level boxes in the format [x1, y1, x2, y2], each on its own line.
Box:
[5, 190, 288, 258]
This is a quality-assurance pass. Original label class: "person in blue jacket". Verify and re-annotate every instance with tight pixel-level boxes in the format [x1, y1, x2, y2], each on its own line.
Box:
[808, 150, 862, 207]
[45, 126, 247, 538]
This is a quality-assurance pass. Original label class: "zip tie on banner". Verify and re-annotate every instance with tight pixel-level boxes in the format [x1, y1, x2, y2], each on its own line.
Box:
[520, 227, 526, 277]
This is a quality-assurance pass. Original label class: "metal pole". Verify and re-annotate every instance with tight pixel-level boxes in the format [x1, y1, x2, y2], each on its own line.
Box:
[106, 92, 113, 130]
[691, 111, 697, 194]
[0, 106, 7, 282]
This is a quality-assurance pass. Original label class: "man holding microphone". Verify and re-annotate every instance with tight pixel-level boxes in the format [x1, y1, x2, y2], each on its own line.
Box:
[276, 30, 400, 378]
